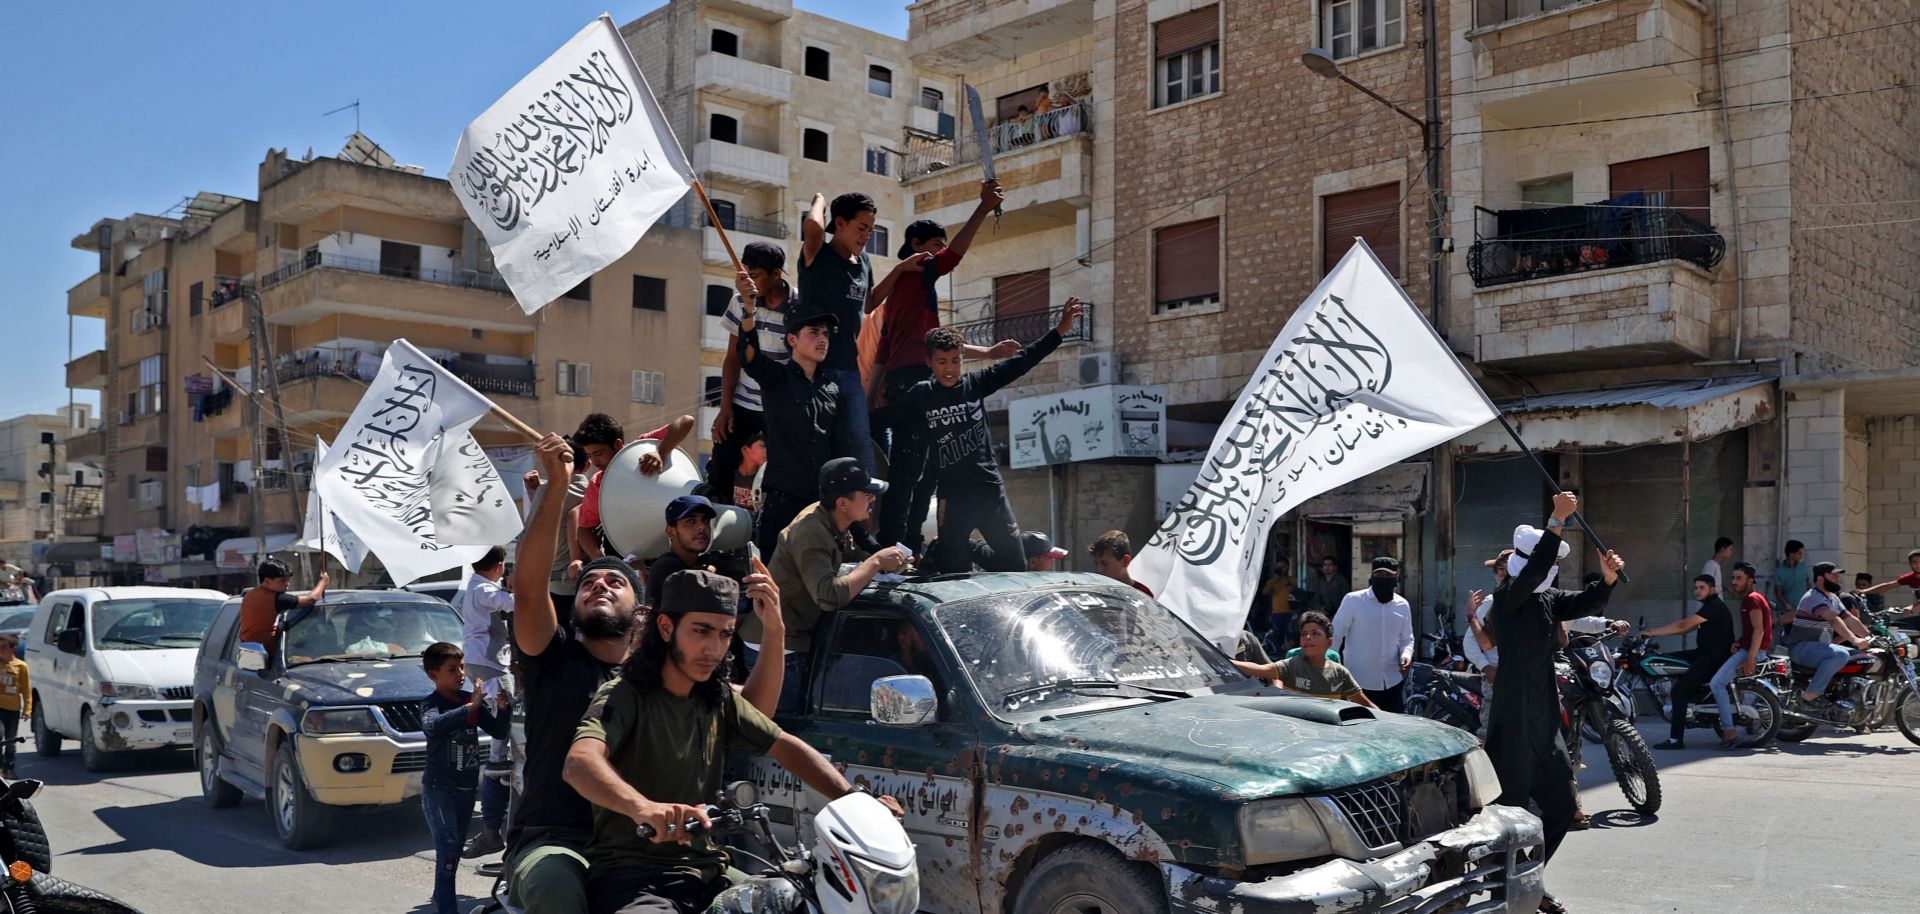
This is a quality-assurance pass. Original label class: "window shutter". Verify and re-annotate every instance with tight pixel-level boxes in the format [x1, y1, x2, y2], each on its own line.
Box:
[1155, 6, 1219, 58]
[1609, 148, 1710, 218]
[1155, 218, 1221, 303]
[631, 370, 645, 403]
[993, 270, 1051, 339]
[1322, 185, 1401, 276]
[575, 363, 592, 397]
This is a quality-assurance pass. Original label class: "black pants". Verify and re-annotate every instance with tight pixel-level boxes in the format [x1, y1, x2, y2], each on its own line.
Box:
[929, 484, 1024, 574]
[704, 407, 766, 507]
[1668, 649, 1717, 742]
[1364, 685, 1405, 714]
[0, 709, 17, 772]
[756, 490, 811, 561]
[590, 868, 725, 914]
[1489, 739, 1578, 863]
[875, 367, 937, 553]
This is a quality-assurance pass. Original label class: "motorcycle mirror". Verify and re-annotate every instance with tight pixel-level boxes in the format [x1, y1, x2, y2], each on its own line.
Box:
[721, 780, 760, 809]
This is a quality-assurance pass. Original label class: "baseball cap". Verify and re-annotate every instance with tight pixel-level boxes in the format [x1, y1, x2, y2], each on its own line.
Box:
[1483, 549, 1515, 568]
[656, 569, 739, 618]
[787, 307, 839, 332]
[1371, 556, 1401, 574]
[741, 240, 785, 272]
[1812, 561, 1844, 577]
[665, 494, 716, 525]
[1021, 532, 1069, 561]
[819, 457, 887, 500]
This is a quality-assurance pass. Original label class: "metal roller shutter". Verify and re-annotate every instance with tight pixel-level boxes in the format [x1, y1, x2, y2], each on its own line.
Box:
[1454, 458, 1554, 598]
[1581, 432, 1745, 631]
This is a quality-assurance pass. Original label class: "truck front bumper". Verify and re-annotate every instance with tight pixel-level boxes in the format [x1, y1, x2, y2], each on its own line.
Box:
[1165, 804, 1545, 914]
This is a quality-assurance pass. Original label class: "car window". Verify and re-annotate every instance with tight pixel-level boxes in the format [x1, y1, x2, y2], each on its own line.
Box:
[92, 599, 224, 650]
[282, 601, 462, 665]
[818, 614, 943, 718]
[60, 603, 84, 638]
[43, 600, 73, 644]
[0, 611, 35, 632]
[935, 587, 1240, 718]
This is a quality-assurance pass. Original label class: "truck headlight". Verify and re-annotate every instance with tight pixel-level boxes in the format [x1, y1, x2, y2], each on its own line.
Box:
[848, 855, 919, 914]
[1461, 748, 1502, 810]
[1238, 798, 1333, 865]
[100, 682, 158, 700]
[301, 707, 380, 735]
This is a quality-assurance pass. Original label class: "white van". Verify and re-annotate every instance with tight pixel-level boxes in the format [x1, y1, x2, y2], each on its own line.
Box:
[25, 587, 227, 771]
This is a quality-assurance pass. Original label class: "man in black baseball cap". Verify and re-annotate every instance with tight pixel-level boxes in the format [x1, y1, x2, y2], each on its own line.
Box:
[1022, 532, 1070, 572]
[646, 495, 717, 605]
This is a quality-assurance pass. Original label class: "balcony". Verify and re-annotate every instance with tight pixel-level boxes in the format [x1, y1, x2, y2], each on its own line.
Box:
[903, 103, 1092, 232]
[703, 0, 790, 21]
[66, 430, 104, 461]
[66, 350, 107, 390]
[693, 140, 788, 190]
[115, 413, 167, 449]
[949, 300, 1093, 349]
[272, 350, 535, 426]
[695, 52, 791, 107]
[908, 104, 956, 139]
[258, 251, 535, 334]
[67, 273, 109, 319]
[64, 516, 103, 539]
[1471, 199, 1724, 370]
[208, 204, 257, 253]
[262, 155, 467, 226]
[909, 0, 1094, 71]
[1469, 0, 1707, 124]
[702, 213, 788, 267]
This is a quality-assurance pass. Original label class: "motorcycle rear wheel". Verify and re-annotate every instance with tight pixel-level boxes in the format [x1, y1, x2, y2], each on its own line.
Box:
[1734, 682, 1782, 747]
[1895, 687, 1920, 747]
[1602, 719, 1662, 815]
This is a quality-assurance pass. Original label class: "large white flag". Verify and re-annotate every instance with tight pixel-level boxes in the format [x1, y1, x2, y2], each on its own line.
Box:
[451, 15, 694, 315]
[313, 340, 525, 586]
[299, 439, 372, 573]
[1132, 240, 1499, 651]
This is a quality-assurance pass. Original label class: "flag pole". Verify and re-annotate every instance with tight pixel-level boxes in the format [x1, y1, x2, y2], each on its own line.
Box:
[1491, 412, 1630, 582]
[489, 405, 541, 442]
[690, 179, 747, 277]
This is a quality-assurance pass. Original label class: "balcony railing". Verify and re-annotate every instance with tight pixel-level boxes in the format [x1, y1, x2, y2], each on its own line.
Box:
[261, 250, 512, 295]
[948, 300, 1093, 349]
[62, 484, 102, 519]
[901, 101, 1092, 181]
[208, 276, 252, 309]
[274, 348, 538, 399]
[708, 211, 788, 239]
[1467, 194, 1725, 288]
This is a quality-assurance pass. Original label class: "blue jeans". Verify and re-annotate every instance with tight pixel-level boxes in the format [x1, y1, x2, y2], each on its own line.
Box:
[422, 783, 476, 914]
[830, 367, 875, 475]
[1708, 650, 1757, 731]
[1790, 640, 1854, 696]
[744, 645, 810, 716]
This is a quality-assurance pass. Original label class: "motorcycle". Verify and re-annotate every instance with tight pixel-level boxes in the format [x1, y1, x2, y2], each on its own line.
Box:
[0, 775, 146, 913]
[1562, 631, 1634, 745]
[478, 781, 919, 914]
[1765, 629, 1920, 745]
[1556, 635, 1661, 815]
[1613, 633, 1783, 747]
[1402, 659, 1483, 733]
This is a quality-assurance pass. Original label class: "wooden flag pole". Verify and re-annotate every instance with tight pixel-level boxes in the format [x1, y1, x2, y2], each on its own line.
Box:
[489, 405, 541, 442]
[1491, 411, 1630, 582]
[691, 179, 747, 278]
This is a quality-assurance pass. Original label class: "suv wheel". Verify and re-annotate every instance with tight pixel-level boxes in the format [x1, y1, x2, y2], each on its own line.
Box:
[1012, 843, 1167, 914]
[79, 708, 114, 773]
[270, 746, 334, 850]
[31, 695, 60, 758]
[197, 721, 242, 808]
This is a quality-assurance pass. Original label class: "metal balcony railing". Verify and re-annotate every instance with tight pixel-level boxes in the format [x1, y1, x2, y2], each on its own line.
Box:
[208, 276, 252, 309]
[707, 211, 788, 239]
[1467, 193, 1725, 288]
[275, 348, 538, 399]
[901, 101, 1092, 181]
[261, 250, 512, 295]
[947, 300, 1093, 348]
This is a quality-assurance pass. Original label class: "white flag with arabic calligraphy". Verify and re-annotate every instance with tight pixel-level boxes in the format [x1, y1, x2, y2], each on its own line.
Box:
[313, 339, 525, 586]
[298, 438, 372, 573]
[451, 15, 694, 315]
[1131, 239, 1499, 652]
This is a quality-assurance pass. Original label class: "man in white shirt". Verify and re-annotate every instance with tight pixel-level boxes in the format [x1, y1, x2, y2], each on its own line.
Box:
[1702, 536, 1733, 594]
[1332, 556, 1415, 712]
[460, 546, 516, 858]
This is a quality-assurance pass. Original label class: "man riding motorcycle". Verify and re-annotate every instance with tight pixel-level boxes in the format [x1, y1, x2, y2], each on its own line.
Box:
[1784, 562, 1872, 714]
[1639, 575, 1736, 750]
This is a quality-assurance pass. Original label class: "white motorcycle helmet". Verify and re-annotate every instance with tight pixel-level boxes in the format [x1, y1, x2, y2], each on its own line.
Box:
[811, 792, 919, 914]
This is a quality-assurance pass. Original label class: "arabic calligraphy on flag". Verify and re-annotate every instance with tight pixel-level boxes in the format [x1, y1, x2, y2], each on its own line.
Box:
[451, 15, 693, 315]
[312, 340, 525, 586]
[1130, 239, 1499, 651]
[299, 439, 371, 573]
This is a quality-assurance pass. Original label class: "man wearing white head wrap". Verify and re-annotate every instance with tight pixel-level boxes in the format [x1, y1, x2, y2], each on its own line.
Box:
[1485, 492, 1625, 914]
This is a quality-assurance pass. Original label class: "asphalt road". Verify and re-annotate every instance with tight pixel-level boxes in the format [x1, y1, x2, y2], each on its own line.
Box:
[16, 720, 1920, 914]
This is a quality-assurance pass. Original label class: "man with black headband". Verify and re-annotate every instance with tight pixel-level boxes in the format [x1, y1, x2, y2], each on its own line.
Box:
[506, 434, 786, 914]
[565, 569, 903, 914]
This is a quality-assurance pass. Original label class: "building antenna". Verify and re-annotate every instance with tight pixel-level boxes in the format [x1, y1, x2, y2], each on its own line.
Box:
[323, 99, 361, 135]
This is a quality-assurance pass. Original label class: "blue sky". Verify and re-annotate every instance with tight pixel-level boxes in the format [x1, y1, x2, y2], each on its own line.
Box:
[0, 1, 906, 423]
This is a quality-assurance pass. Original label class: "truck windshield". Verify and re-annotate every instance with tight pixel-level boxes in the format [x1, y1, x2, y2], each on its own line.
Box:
[283, 602, 462, 665]
[92, 599, 224, 650]
[934, 588, 1239, 717]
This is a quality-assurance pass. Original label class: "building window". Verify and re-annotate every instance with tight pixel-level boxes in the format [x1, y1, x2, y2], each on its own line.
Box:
[631, 370, 665, 405]
[189, 281, 204, 317]
[1322, 184, 1402, 276]
[1476, 0, 1583, 28]
[556, 360, 592, 397]
[138, 355, 165, 416]
[1155, 6, 1221, 107]
[866, 225, 890, 258]
[710, 199, 737, 230]
[993, 270, 1051, 339]
[803, 128, 830, 162]
[1154, 218, 1221, 314]
[867, 65, 893, 98]
[379, 240, 421, 279]
[805, 46, 831, 80]
[562, 279, 592, 301]
[1520, 175, 1574, 208]
[632, 275, 667, 311]
[920, 87, 944, 111]
[711, 28, 738, 56]
[709, 113, 739, 144]
[134, 269, 168, 333]
[706, 284, 734, 317]
[864, 146, 890, 177]
[138, 478, 164, 509]
[1323, 0, 1403, 61]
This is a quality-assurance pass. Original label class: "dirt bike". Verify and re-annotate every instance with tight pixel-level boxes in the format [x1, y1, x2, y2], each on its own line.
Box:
[1558, 641, 1661, 815]
[0, 775, 147, 913]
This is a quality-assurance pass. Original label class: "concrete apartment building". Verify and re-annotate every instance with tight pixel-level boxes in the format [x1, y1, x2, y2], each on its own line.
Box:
[621, 0, 921, 444]
[62, 138, 705, 587]
[0, 406, 102, 575]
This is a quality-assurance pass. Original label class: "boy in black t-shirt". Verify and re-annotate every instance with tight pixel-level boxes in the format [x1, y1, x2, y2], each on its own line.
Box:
[419, 642, 510, 914]
[895, 298, 1083, 574]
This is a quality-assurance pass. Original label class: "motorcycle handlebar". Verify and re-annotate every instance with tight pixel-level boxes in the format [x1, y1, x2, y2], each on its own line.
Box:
[636, 805, 723, 842]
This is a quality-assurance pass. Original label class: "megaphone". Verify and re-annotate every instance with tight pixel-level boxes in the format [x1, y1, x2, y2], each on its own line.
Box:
[596, 439, 753, 559]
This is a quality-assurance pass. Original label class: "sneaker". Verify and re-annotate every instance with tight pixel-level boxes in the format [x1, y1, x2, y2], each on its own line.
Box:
[462, 830, 506, 859]
[1653, 739, 1686, 750]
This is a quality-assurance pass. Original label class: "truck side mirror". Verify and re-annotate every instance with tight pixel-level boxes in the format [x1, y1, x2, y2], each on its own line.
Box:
[236, 642, 268, 672]
[55, 629, 84, 656]
[871, 675, 937, 728]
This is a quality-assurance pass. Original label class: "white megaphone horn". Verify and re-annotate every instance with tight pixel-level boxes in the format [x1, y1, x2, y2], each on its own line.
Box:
[595, 438, 754, 559]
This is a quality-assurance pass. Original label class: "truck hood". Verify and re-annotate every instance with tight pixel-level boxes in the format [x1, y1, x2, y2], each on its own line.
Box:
[97, 649, 199, 690]
[278, 660, 433, 707]
[1017, 690, 1478, 799]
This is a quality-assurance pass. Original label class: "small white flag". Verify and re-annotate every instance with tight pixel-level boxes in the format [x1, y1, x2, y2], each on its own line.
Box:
[299, 439, 371, 573]
[1131, 239, 1500, 652]
[313, 340, 525, 586]
[451, 15, 694, 315]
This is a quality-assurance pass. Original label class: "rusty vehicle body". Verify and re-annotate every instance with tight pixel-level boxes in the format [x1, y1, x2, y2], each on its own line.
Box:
[733, 573, 1545, 914]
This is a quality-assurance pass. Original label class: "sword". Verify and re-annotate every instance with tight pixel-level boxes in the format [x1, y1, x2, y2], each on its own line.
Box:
[964, 84, 1002, 220]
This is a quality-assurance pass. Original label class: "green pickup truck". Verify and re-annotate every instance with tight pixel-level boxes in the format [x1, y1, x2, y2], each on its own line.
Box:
[733, 573, 1544, 914]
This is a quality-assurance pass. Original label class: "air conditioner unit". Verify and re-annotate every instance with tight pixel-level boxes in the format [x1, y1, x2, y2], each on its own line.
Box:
[1078, 352, 1119, 387]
